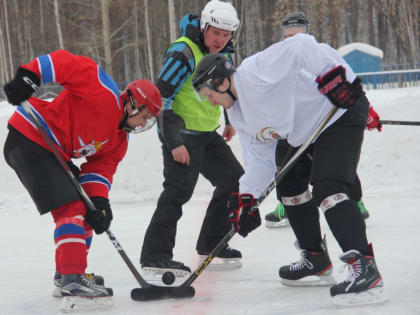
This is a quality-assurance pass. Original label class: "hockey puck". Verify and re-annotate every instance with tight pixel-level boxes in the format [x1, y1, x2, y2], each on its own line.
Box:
[162, 271, 176, 285]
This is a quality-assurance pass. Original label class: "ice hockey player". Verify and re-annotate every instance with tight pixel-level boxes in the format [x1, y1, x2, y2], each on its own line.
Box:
[192, 33, 385, 305]
[3, 49, 162, 311]
[139, 0, 244, 279]
[265, 12, 381, 228]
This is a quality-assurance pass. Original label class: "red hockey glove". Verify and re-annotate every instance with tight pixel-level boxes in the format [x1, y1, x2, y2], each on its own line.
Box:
[316, 66, 363, 109]
[227, 193, 261, 237]
[366, 106, 382, 132]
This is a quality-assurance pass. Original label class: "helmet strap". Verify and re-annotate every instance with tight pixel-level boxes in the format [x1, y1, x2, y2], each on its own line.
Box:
[226, 88, 236, 102]
[218, 78, 236, 101]
[119, 109, 129, 131]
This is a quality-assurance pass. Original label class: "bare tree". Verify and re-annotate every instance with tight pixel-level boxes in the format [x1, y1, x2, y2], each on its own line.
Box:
[101, 0, 113, 76]
[134, 0, 141, 78]
[168, 0, 177, 42]
[3, 0, 13, 79]
[371, 0, 420, 63]
[144, 0, 154, 81]
[0, 19, 7, 83]
[53, 0, 64, 49]
[11, 1, 25, 61]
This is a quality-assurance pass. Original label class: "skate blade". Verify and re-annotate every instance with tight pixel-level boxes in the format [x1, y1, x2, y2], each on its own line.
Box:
[281, 274, 337, 287]
[141, 268, 190, 287]
[265, 219, 290, 228]
[197, 256, 242, 271]
[333, 286, 389, 307]
[60, 295, 113, 313]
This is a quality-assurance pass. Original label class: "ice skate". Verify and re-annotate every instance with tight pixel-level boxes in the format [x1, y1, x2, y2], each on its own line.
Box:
[141, 259, 191, 285]
[331, 246, 388, 306]
[265, 202, 290, 228]
[197, 245, 242, 271]
[59, 273, 113, 312]
[279, 236, 336, 286]
[357, 200, 370, 220]
[52, 271, 110, 298]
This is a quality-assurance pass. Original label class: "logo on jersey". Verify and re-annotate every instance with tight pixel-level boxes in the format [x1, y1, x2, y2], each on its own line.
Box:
[73, 136, 108, 158]
[256, 127, 284, 142]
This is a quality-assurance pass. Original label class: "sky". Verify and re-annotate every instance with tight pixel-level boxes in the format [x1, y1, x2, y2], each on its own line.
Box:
[1, 86, 420, 314]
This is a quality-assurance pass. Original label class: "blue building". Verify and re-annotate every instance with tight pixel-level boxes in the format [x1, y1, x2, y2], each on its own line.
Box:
[338, 42, 383, 73]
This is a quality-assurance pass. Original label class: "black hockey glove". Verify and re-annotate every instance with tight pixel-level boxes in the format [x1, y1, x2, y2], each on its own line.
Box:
[316, 65, 363, 109]
[228, 193, 261, 237]
[4, 67, 40, 105]
[85, 197, 113, 234]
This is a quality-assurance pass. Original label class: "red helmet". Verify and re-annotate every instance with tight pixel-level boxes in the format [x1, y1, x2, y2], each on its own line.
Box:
[120, 79, 162, 116]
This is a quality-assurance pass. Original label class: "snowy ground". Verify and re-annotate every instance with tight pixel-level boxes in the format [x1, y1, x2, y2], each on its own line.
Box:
[1, 86, 420, 314]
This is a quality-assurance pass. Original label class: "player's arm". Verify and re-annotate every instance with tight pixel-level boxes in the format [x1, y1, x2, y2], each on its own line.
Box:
[155, 43, 194, 150]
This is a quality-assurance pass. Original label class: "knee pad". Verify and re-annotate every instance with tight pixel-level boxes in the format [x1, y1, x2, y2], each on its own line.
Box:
[312, 181, 349, 206]
[281, 189, 313, 206]
[312, 180, 350, 212]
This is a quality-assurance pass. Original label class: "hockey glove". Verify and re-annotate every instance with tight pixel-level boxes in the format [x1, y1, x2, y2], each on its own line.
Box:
[316, 66, 363, 109]
[228, 193, 261, 237]
[86, 197, 113, 234]
[366, 106, 382, 131]
[4, 67, 40, 105]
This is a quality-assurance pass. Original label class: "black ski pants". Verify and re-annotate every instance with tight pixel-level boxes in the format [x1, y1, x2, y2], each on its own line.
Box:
[140, 131, 244, 263]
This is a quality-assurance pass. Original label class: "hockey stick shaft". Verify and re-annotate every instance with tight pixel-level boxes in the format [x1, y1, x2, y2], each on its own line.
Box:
[379, 120, 420, 126]
[181, 225, 236, 287]
[21, 100, 151, 289]
[255, 106, 339, 207]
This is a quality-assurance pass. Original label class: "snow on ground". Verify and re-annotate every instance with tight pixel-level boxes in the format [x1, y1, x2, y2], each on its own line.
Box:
[1, 86, 420, 314]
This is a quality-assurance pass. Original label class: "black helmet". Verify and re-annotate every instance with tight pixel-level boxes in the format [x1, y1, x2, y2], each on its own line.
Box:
[192, 53, 235, 96]
[282, 12, 309, 28]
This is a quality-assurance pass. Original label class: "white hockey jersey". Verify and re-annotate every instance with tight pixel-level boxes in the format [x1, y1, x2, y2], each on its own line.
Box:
[227, 34, 356, 197]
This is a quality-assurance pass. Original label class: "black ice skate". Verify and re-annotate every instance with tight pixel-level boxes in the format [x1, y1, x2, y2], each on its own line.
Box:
[330, 245, 387, 306]
[52, 271, 111, 298]
[60, 273, 113, 312]
[197, 245, 242, 271]
[141, 259, 191, 285]
[279, 236, 336, 286]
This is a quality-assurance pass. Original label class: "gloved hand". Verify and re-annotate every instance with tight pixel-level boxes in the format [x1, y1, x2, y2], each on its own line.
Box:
[4, 67, 40, 105]
[85, 197, 113, 234]
[366, 106, 382, 131]
[316, 66, 363, 109]
[227, 193, 261, 237]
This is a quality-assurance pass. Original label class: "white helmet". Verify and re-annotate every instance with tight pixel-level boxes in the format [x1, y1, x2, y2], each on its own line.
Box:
[200, 0, 240, 32]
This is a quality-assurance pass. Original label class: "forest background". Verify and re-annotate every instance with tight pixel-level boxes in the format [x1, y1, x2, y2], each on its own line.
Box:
[0, 0, 419, 90]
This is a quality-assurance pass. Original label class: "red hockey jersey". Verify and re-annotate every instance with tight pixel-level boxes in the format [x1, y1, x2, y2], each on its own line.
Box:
[8, 49, 128, 199]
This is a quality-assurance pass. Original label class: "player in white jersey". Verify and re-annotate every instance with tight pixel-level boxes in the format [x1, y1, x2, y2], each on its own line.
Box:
[265, 12, 379, 227]
[191, 31, 385, 306]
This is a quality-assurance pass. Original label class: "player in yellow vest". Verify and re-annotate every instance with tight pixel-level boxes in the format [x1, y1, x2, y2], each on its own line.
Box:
[140, 0, 244, 280]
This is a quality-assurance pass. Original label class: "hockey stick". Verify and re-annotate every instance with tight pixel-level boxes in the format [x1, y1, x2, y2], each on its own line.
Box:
[131, 225, 236, 300]
[20, 100, 194, 301]
[255, 106, 339, 207]
[132, 224, 236, 300]
[379, 120, 420, 126]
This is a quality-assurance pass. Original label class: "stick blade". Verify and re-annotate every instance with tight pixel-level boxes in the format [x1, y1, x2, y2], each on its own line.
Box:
[131, 285, 195, 301]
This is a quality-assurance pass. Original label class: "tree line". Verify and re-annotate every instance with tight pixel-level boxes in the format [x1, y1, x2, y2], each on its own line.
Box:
[0, 0, 419, 89]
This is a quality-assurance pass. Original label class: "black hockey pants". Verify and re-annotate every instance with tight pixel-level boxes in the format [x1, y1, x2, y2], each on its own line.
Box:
[140, 131, 244, 263]
[3, 126, 82, 214]
[276, 95, 370, 255]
